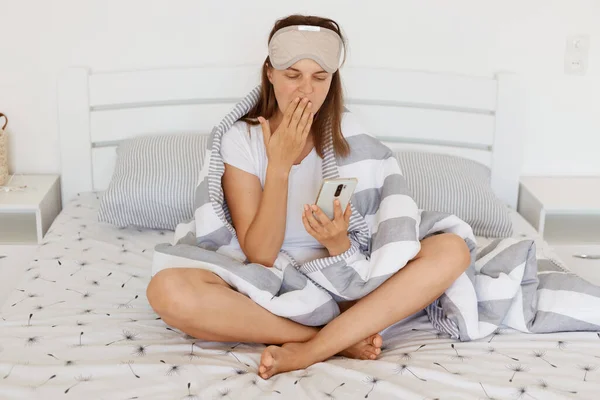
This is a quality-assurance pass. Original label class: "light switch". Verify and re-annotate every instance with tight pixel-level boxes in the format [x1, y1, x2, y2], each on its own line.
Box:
[565, 34, 590, 75]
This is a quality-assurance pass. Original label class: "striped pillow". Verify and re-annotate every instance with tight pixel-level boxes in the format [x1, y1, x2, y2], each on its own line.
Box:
[98, 133, 209, 230]
[394, 151, 513, 238]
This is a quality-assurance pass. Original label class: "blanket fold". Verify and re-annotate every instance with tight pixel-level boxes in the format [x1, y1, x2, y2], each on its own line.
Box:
[152, 86, 600, 340]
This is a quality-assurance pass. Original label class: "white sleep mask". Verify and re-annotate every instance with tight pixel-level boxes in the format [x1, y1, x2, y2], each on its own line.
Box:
[268, 25, 343, 73]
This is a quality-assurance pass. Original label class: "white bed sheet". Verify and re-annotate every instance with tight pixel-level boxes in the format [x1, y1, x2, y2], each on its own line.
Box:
[1, 193, 599, 399]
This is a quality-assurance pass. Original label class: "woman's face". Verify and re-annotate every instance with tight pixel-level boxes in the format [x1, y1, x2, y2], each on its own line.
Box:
[267, 58, 333, 117]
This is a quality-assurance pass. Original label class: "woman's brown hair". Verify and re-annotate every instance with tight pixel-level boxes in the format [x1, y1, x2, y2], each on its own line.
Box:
[241, 14, 350, 158]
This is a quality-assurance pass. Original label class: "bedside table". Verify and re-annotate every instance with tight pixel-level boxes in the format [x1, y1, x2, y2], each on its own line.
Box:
[0, 174, 62, 245]
[553, 244, 600, 286]
[517, 176, 600, 285]
[517, 176, 600, 244]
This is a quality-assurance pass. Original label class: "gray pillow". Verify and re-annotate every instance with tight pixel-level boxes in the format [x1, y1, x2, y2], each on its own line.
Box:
[98, 133, 209, 230]
[98, 135, 512, 237]
[394, 151, 513, 238]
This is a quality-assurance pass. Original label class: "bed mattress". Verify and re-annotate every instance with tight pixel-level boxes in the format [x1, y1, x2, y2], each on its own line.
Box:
[1, 192, 598, 399]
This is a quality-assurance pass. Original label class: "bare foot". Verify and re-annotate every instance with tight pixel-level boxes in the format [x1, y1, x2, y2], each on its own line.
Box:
[257, 334, 384, 380]
[259, 342, 314, 380]
[337, 333, 383, 360]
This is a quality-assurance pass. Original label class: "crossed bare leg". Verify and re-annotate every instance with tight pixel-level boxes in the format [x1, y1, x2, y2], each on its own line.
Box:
[148, 234, 469, 381]
[337, 333, 383, 360]
[257, 233, 471, 379]
[258, 299, 384, 380]
[334, 300, 383, 360]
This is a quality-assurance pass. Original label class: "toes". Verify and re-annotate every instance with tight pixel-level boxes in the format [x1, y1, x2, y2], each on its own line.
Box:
[259, 347, 275, 375]
[260, 364, 273, 380]
[371, 334, 383, 349]
[264, 347, 276, 366]
[364, 334, 375, 345]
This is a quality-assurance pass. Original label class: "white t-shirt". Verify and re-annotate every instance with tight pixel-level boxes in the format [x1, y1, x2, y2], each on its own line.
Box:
[220, 120, 330, 264]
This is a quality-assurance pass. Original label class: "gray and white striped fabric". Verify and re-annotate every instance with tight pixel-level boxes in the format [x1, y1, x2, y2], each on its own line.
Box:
[395, 151, 513, 238]
[152, 86, 600, 339]
[98, 133, 209, 230]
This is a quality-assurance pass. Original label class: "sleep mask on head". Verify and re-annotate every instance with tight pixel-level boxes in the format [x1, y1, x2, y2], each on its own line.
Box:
[268, 25, 343, 73]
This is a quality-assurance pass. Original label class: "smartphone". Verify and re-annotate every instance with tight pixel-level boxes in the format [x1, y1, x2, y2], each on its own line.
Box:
[315, 178, 358, 220]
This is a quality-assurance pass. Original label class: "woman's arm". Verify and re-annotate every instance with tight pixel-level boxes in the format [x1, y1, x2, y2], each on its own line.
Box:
[223, 97, 313, 267]
[222, 162, 290, 268]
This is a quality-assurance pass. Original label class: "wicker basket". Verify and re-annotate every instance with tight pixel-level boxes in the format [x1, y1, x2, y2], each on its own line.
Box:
[0, 113, 8, 186]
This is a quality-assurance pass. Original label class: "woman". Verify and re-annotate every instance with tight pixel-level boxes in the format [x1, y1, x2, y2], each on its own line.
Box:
[147, 14, 471, 380]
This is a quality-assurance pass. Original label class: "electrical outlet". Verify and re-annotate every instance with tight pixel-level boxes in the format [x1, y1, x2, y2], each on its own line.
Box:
[565, 34, 590, 75]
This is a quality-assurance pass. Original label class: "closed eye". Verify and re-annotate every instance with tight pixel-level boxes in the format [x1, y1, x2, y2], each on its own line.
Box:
[285, 73, 329, 81]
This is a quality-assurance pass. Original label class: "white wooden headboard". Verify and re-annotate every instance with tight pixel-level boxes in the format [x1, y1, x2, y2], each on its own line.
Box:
[57, 65, 524, 209]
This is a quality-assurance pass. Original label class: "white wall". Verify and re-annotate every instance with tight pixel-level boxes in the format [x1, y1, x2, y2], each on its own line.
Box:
[1, 0, 599, 176]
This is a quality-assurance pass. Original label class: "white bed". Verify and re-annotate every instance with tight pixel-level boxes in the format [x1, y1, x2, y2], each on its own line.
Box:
[2, 192, 599, 399]
[1, 65, 599, 399]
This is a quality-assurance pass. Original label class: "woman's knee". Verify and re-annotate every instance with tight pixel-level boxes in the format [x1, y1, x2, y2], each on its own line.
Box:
[422, 233, 471, 270]
[147, 269, 183, 315]
[146, 268, 215, 317]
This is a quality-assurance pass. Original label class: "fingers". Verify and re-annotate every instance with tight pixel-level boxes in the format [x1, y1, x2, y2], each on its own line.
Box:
[301, 112, 314, 139]
[281, 97, 301, 128]
[344, 203, 352, 223]
[298, 102, 313, 139]
[304, 205, 324, 230]
[311, 204, 332, 224]
[333, 199, 343, 221]
[302, 209, 319, 237]
[289, 98, 310, 131]
[257, 117, 271, 147]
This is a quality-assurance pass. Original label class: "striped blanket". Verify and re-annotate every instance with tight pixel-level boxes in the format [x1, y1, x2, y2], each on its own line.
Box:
[152, 86, 600, 341]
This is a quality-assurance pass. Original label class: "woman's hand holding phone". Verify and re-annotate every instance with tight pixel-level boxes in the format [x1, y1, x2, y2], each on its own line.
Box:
[302, 199, 352, 256]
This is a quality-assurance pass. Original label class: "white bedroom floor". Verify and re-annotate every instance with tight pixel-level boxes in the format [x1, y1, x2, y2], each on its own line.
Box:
[0, 245, 35, 308]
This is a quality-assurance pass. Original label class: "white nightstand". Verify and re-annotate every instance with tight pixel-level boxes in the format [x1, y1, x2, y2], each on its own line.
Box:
[517, 176, 600, 285]
[0, 174, 62, 245]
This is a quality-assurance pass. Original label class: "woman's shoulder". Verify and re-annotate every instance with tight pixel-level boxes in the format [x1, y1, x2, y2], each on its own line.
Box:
[220, 120, 263, 173]
[224, 120, 249, 138]
[221, 120, 265, 161]
[223, 120, 262, 142]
